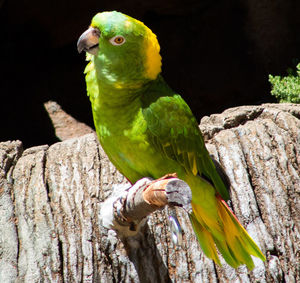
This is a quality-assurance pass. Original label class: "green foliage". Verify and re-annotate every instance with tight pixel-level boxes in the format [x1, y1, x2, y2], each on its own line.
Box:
[269, 63, 300, 103]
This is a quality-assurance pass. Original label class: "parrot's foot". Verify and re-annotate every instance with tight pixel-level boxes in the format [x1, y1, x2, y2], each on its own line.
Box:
[99, 175, 192, 238]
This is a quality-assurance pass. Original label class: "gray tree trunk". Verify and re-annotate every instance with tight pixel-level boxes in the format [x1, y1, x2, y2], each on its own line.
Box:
[0, 103, 299, 282]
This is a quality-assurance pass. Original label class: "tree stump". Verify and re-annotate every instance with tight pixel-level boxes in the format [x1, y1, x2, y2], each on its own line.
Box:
[0, 103, 299, 282]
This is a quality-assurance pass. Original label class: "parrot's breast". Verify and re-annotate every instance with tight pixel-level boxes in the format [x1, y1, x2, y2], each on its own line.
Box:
[95, 106, 152, 181]
[94, 105, 183, 183]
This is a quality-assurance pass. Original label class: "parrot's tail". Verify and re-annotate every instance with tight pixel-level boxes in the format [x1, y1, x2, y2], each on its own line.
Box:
[190, 194, 265, 269]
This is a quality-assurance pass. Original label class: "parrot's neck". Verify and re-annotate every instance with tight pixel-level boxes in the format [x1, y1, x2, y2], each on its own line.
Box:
[93, 57, 153, 104]
[98, 81, 147, 107]
[90, 74, 169, 127]
[94, 67, 158, 109]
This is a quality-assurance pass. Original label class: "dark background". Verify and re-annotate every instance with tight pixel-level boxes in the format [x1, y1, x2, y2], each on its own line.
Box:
[1, 0, 299, 148]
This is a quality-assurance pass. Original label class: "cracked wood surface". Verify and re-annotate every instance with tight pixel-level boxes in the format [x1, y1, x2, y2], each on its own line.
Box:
[0, 103, 299, 282]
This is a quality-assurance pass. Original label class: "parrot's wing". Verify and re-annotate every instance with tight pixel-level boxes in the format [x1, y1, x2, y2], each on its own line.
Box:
[142, 94, 229, 200]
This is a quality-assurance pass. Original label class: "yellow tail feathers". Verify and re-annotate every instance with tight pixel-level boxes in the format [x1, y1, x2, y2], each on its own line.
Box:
[190, 195, 266, 269]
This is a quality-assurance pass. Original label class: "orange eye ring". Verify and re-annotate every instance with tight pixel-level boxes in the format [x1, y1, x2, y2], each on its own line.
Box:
[109, 35, 126, 46]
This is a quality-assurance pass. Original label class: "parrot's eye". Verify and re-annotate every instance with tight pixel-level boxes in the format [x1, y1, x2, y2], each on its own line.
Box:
[109, 35, 126, 46]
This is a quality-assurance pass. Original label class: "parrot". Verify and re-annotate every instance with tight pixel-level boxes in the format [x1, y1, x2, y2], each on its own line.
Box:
[77, 11, 266, 269]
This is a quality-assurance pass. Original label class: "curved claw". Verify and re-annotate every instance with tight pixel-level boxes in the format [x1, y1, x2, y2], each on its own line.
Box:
[168, 212, 183, 246]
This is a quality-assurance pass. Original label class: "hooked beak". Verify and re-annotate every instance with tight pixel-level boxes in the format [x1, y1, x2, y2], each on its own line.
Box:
[77, 27, 100, 55]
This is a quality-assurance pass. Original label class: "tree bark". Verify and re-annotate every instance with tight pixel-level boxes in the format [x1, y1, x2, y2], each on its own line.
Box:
[0, 103, 299, 282]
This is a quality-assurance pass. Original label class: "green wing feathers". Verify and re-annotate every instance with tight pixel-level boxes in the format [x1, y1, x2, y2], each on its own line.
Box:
[142, 90, 229, 200]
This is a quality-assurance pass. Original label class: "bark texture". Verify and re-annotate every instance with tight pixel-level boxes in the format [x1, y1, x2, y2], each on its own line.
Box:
[0, 103, 299, 282]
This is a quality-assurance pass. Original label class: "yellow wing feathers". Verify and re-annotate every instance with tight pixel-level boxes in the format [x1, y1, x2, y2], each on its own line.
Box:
[191, 189, 265, 269]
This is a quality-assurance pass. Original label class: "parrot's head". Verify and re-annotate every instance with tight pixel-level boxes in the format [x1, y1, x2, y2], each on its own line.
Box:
[77, 11, 162, 89]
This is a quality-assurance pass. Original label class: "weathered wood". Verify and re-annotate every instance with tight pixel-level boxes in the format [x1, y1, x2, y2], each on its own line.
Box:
[0, 141, 23, 283]
[0, 103, 299, 282]
[44, 100, 94, 141]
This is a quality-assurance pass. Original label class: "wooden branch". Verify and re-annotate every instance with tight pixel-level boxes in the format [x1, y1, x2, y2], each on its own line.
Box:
[143, 173, 192, 212]
[1, 103, 299, 282]
[100, 174, 191, 237]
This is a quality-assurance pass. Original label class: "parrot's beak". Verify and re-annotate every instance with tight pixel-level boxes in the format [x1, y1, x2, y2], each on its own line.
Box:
[77, 27, 100, 55]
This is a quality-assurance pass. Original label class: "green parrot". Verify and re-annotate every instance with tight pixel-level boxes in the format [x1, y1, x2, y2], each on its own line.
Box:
[77, 11, 266, 269]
